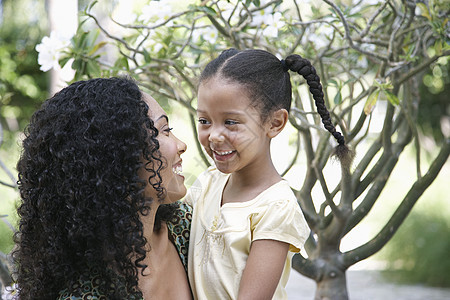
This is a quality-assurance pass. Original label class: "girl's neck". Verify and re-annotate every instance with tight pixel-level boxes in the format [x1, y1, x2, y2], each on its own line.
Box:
[222, 157, 282, 205]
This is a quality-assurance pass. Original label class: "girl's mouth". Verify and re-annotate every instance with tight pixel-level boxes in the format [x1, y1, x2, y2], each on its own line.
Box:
[213, 150, 236, 161]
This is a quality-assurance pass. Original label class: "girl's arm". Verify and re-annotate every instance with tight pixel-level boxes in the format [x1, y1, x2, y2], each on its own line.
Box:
[237, 239, 290, 300]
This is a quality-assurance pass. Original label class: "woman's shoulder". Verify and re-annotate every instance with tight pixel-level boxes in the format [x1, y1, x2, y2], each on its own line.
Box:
[57, 268, 141, 300]
[166, 201, 193, 272]
[57, 275, 107, 300]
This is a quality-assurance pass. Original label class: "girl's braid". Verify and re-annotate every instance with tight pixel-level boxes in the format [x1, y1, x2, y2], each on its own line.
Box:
[284, 54, 353, 166]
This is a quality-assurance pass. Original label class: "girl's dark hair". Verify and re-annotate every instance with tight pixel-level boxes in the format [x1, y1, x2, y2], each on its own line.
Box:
[13, 77, 171, 299]
[199, 48, 352, 165]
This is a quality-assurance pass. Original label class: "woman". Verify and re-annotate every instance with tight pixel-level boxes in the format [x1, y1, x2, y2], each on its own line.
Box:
[13, 77, 192, 299]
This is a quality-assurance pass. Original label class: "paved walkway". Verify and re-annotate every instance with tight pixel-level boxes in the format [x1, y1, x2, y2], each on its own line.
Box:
[286, 269, 450, 300]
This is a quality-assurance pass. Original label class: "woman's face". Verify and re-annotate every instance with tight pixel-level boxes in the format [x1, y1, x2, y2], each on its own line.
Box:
[142, 93, 187, 204]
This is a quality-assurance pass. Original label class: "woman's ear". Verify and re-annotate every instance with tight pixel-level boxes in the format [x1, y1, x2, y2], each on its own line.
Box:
[267, 109, 288, 138]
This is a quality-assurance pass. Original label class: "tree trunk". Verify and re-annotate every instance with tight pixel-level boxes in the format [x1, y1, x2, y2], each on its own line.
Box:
[315, 268, 348, 300]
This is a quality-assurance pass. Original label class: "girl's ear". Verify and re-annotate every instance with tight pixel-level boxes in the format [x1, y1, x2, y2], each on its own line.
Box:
[267, 109, 288, 138]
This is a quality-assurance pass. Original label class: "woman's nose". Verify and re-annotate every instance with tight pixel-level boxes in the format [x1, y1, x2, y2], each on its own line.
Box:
[176, 135, 187, 154]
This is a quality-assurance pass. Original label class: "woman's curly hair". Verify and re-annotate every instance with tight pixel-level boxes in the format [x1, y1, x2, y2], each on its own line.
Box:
[13, 77, 168, 299]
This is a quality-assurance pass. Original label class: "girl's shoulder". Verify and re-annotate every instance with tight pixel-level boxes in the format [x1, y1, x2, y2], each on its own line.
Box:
[191, 166, 229, 190]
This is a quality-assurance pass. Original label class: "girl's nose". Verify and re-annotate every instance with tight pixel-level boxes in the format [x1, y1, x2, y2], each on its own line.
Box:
[208, 127, 225, 143]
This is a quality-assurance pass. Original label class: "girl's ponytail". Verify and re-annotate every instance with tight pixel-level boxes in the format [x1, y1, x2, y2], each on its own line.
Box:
[284, 54, 353, 167]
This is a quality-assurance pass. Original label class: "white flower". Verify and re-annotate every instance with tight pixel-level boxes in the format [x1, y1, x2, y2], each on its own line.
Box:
[307, 24, 334, 49]
[35, 31, 72, 72]
[139, 1, 174, 26]
[2, 284, 18, 300]
[262, 12, 285, 38]
[220, 1, 242, 26]
[308, 33, 327, 49]
[353, 0, 381, 5]
[192, 26, 219, 44]
[251, 5, 274, 27]
[153, 43, 164, 53]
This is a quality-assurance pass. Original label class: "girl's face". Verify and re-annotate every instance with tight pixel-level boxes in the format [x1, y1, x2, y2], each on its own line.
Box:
[197, 76, 272, 175]
[142, 93, 187, 203]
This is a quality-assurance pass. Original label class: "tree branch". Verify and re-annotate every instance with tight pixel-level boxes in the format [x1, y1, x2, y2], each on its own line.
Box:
[395, 50, 450, 86]
[343, 138, 450, 267]
[345, 120, 413, 235]
[292, 253, 321, 281]
[323, 0, 389, 61]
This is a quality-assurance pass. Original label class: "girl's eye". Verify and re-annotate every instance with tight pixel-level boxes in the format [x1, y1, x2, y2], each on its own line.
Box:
[225, 120, 238, 125]
[198, 118, 210, 125]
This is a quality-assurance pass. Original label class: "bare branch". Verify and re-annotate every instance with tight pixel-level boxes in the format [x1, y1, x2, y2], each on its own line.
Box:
[281, 131, 301, 177]
[357, 0, 389, 40]
[322, 0, 389, 61]
[0, 160, 17, 189]
[343, 138, 450, 267]
[188, 113, 210, 168]
[292, 253, 321, 281]
[314, 163, 342, 219]
[345, 120, 413, 235]
[396, 50, 450, 86]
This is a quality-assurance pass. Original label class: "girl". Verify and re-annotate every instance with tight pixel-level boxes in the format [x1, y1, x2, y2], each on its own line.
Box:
[185, 49, 351, 299]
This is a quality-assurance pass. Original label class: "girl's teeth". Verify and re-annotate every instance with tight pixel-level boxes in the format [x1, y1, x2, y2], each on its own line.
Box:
[173, 165, 182, 175]
[215, 150, 233, 155]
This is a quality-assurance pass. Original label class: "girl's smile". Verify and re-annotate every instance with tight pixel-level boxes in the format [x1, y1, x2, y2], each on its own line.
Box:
[197, 76, 272, 176]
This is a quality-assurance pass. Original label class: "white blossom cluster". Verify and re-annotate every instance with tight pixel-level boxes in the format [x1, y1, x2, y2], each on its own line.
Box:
[36, 0, 287, 72]
[35, 31, 73, 72]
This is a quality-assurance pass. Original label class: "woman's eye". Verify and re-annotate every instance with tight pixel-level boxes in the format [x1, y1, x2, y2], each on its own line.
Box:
[163, 127, 173, 135]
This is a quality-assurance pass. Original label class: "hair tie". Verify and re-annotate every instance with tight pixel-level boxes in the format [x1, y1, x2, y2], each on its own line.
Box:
[280, 59, 289, 72]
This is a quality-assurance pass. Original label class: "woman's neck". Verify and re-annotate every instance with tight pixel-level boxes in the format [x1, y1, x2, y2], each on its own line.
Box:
[141, 202, 160, 245]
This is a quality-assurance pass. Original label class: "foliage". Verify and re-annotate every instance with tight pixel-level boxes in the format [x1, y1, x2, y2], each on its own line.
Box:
[418, 60, 449, 143]
[29, 0, 450, 298]
[380, 202, 450, 287]
[0, 0, 49, 132]
[0, 0, 51, 294]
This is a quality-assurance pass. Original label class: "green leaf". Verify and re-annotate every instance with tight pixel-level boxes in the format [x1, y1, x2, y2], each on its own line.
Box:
[327, 79, 338, 86]
[74, 31, 88, 50]
[85, 29, 100, 50]
[196, 6, 217, 16]
[434, 39, 443, 55]
[88, 41, 107, 56]
[143, 49, 152, 63]
[384, 90, 400, 106]
[417, 3, 431, 21]
[364, 89, 379, 115]
[334, 91, 342, 104]
[71, 58, 82, 70]
[86, 60, 101, 77]
[86, 0, 98, 13]
[59, 56, 72, 68]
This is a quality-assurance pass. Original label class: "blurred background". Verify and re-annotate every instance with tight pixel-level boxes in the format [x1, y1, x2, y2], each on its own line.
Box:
[0, 0, 449, 298]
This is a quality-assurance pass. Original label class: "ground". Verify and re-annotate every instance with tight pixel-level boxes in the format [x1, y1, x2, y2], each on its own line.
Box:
[286, 269, 450, 300]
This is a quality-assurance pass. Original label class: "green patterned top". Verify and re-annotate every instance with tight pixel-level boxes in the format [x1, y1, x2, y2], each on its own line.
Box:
[57, 202, 192, 299]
